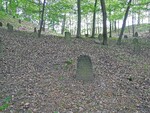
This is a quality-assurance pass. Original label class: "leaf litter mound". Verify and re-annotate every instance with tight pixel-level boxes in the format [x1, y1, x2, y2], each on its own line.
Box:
[0, 28, 150, 113]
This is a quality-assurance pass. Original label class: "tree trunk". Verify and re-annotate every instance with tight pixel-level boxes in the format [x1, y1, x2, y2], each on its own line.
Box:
[109, 20, 112, 38]
[100, 0, 108, 45]
[77, 0, 81, 38]
[132, 11, 135, 37]
[114, 20, 117, 32]
[138, 11, 140, 25]
[118, 20, 119, 36]
[91, 0, 97, 38]
[61, 14, 66, 34]
[39, 0, 41, 25]
[86, 15, 89, 35]
[38, 0, 46, 38]
[6, 2, 8, 13]
[117, 0, 132, 45]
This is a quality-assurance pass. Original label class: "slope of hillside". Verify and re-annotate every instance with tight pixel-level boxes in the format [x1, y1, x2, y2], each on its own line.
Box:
[0, 24, 150, 113]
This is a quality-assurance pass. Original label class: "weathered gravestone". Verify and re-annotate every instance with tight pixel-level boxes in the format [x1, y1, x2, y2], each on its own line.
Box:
[18, 19, 21, 24]
[124, 35, 128, 38]
[98, 34, 103, 41]
[132, 38, 140, 54]
[76, 55, 94, 82]
[135, 32, 138, 37]
[65, 32, 72, 44]
[7, 23, 13, 32]
[0, 22, 2, 27]
[65, 32, 71, 39]
[34, 27, 37, 33]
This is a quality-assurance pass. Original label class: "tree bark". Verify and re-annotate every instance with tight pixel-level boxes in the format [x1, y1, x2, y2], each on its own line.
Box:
[117, 0, 132, 45]
[39, 0, 42, 25]
[132, 11, 135, 37]
[38, 0, 46, 38]
[109, 20, 112, 38]
[91, 0, 97, 38]
[100, 0, 107, 45]
[77, 0, 81, 38]
[61, 14, 66, 34]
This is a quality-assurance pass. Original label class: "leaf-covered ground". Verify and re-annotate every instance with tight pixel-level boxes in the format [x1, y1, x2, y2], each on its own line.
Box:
[0, 28, 150, 113]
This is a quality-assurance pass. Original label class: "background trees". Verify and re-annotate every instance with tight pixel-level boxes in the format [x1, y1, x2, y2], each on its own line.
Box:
[0, 0, 149, 44]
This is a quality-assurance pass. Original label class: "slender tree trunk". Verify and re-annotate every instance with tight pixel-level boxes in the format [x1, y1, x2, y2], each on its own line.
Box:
[86, 15, 89, 35]
[100, 0, 107, 45]
[109, 20, 112, 38]
[77, 0, 81, 38]
[117, 0, 132, 45]
[118, 20, 119, 36]
[114, 20, 117, 32]
[61, 14, 66, 34]
[39, 0, 41, 25]
[38, 0, 46, 38]
[6, 2, 8, 13]
[52, 21, 55, 31]
[91, 0, 97, 38]
[128, 20, 130, 34]
[132, 11, 135, 37]
[138, 11, 140, 25]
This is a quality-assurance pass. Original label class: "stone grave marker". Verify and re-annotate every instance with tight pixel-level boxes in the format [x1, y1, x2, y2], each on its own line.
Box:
[132, 38, 140, 54]
[65, 32, 71, 39]
[7, 23, 13, 32]
[135, 32, 138, 37]
[124, 35, 128, 38]
[76, 55, 94, 82]
[19, 19, 21, 24]
[0, 22, 2, 27]
[98, 34, 103, 41]
[34, 27, 37, 33]
[65, 32, 71, 44]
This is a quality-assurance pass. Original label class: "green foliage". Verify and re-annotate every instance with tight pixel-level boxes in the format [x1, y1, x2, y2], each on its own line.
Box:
[64, 58, 74, 69]
[0, 96, 12, 111]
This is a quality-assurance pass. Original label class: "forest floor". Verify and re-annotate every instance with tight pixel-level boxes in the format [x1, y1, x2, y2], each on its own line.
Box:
[0, 26, 150, 112]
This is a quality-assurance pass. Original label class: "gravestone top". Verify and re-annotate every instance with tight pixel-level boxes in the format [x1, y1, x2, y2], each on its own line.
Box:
[76, 55, 94, 82]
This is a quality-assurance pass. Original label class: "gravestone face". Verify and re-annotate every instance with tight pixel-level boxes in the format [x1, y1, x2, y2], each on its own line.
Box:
[98, 34, 103, 41]
[124, 35, 128, 38]
[19, 19, 21, 24]
[65, 32, 71, 39]
[76, 55, 94, 82]
[7, 23, 13, 32]
[132, 38, 140, 54]
[34, 27, 37, 33]
[0, 22, 2, 27]
[135, 32, 138, 37]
